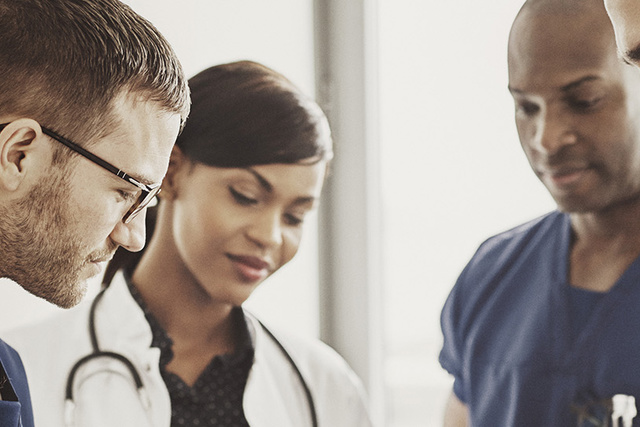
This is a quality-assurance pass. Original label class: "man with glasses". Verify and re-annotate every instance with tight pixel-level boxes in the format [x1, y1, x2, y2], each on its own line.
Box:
[0, 0, 190, 425]
[440, 0, 640, 425]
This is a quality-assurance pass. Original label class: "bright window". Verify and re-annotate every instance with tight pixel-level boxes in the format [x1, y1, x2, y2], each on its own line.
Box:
[378, 1, 555, 425]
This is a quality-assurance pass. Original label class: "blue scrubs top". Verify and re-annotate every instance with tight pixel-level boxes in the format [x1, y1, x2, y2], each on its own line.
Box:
[440, 211, 640, 426]
[0, 339, 34, 427]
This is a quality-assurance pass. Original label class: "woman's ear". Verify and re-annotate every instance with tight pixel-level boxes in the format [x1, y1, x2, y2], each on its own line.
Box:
[161, 145, 189, 200]
[0, 119, 45, 193]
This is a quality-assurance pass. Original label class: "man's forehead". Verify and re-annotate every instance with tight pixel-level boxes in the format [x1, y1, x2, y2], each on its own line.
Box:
[91, 98, 180, 185]
[89, 138, 172, 187]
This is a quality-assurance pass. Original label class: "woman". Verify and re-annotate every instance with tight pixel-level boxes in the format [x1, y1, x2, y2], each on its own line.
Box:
[5, 61, 372, 427]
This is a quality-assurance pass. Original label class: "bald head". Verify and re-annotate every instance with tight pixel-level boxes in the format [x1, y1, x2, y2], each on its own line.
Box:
[508, 0, 624, 97]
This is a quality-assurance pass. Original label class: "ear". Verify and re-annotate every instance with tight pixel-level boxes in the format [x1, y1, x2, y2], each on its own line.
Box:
[160, 145, 190, 200]
[0, 119, 46, 193]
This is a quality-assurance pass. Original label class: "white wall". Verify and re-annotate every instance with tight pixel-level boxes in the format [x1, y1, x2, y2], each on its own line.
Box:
[0, 0, 320, 339]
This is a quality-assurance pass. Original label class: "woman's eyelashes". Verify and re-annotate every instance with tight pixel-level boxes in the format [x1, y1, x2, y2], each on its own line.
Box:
[229, 185, 308, 227]
[284, 213, 304, 227]
[229, 186, 258, 205]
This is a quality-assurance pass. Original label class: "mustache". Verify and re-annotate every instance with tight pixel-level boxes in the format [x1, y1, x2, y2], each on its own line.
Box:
[87, 241, 119, 263]
[530, 145, 592, 168]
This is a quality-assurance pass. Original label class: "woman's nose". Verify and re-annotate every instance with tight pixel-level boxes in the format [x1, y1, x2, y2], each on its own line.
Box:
[247, 212, 283, 249]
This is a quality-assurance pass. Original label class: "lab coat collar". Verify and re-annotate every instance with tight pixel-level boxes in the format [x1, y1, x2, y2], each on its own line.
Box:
[96, 272, 155, 353]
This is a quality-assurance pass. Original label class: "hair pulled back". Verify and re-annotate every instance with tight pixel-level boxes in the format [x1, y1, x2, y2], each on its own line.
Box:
[176, 60, 332, 167]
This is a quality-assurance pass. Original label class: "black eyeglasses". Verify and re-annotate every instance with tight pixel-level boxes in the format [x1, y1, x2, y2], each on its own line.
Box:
[0, 122, 161, 224]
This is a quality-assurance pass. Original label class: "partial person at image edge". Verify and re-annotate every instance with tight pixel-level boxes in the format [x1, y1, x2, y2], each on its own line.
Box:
[0, 1, 189, 426]
[440, 0, 640, 425]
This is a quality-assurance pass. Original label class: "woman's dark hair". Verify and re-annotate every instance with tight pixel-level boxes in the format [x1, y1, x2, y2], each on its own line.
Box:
[176, 60, 332, 167]
[103, 60, 332, 284]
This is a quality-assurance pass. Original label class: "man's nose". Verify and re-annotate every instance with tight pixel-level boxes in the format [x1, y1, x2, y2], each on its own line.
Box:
[109, 209, 147, 252]
[530, 108, 578, 155]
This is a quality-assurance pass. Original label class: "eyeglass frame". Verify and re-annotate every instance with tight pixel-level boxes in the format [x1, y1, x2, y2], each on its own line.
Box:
[0, 122, 161, 224]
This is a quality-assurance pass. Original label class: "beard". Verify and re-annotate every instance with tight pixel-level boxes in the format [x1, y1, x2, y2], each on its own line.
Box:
[0, 170, 95, 308]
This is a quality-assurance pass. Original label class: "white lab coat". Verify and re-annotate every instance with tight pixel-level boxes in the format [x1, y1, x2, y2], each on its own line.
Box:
[4, 272, 372, 427]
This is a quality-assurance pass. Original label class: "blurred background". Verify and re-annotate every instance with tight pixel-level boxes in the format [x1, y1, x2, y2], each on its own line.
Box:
[0, 1, 557, 425]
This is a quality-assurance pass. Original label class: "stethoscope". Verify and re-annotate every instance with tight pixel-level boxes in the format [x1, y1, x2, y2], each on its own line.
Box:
[63, 278, 318, 427]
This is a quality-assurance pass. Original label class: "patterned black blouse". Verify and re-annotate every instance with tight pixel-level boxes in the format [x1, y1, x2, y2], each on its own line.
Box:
[127, 279, 255, 426]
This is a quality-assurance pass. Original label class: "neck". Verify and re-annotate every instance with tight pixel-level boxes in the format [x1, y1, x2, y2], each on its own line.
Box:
[567, 200, 640, 291]
[569, 198, 640, 244]
[131, 212, 236, 352]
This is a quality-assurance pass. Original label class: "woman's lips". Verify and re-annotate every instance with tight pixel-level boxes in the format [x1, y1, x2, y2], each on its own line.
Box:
[228, 254, 271, 282]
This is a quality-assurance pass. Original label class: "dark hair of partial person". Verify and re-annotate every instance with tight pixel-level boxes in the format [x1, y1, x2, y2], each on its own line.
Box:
[176, 60, 332, 167]
[0, 0, 190, 149]
[103, 60, 332, 283]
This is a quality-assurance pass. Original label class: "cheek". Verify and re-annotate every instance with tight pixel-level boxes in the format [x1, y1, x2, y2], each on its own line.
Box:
[172, 201, 210, 251]
[68, 191, 121, 245]
[65, 162, 125, 227]
[515, 121, 537, 163]
[171, 198, 229, 267]
[593, 111, 627, 141]
[279, 229, 303, 267]
[515, 117, 534, 146]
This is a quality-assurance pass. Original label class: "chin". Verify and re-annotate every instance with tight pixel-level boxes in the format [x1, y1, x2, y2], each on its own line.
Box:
[555, 202, 586, 214]
[555, 198, 615, 215]
[551, 191, 599, 213]
[50, 282, 88, 309]
[225, 288, 255, 308]
[28, 276, 89, 309]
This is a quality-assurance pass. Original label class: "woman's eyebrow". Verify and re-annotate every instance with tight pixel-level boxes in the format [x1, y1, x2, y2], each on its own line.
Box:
[244, 167, 319, 205]
[292, 196, 318, 208]
[245, 167, 273, 192]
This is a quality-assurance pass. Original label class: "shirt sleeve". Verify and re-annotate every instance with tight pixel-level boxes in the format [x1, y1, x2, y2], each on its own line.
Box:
[439, 272, 468, 403]
[0, 340, 35, 427]
[438, 239, 496, 406]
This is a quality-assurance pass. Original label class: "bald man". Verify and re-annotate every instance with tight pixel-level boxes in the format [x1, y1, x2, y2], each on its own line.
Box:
[439, 0, 640, 425]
